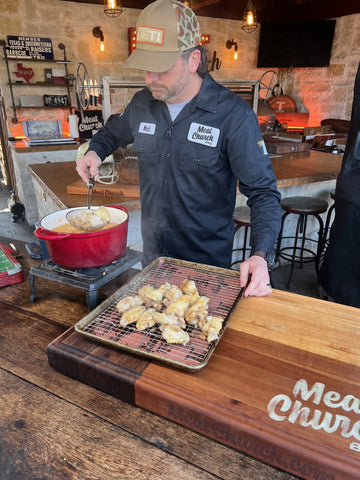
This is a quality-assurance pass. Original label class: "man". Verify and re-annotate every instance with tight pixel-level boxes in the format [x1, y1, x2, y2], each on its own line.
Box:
[76, 0, 281, 297]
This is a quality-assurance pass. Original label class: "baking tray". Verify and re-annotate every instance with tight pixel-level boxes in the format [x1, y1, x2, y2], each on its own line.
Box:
[75, 257, 242, 371]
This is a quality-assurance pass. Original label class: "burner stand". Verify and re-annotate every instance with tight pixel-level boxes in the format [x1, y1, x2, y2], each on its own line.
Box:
[29, 248, 143, 310]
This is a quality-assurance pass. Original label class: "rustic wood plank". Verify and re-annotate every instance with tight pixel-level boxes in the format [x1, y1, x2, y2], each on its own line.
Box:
[0, 370, 222, 480]
[229, 290, 360, 367]
[0, 236, 139, 325]
[0, 303, 298, 480]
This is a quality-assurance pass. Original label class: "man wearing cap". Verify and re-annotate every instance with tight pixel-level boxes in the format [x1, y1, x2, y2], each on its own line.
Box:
[76, 0, 281, 297]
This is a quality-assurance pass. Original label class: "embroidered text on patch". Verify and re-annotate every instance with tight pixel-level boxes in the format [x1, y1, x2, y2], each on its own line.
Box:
[137, 26, 164, 46]
[187, 122, 220, 148]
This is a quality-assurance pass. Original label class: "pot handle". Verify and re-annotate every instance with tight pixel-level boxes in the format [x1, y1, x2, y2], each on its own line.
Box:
[35, 227, 71, 241]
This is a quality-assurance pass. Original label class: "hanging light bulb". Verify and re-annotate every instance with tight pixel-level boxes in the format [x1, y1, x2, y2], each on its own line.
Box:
[242, 0, 258, 33]
[104, 0, 123, 18]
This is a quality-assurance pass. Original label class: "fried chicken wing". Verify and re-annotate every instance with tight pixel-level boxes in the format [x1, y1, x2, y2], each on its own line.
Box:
[116, 295, 143, 314]
[200, 315, 224, 342]
[162, 284, 183, 306]
[179, 279, 198, 295]
[161, 325, 190, 345]
[185, 296, 209, 326]
[138, 283, 170, 309]
[136, 308, 157, 330]
[165, 294, 191, 320]
[152, 311, 185, 329]
[120, 305, 146, 327]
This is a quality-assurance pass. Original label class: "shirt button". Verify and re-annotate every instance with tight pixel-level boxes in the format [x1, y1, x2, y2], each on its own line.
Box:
[164, 180, 168, 184]
[166, 153, 171, 158]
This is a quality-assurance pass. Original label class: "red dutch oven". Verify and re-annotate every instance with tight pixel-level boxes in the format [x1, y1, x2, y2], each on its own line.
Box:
[35, 205, 129, 268]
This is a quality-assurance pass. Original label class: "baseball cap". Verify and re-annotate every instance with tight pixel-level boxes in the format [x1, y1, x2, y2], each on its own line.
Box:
[123, 0, 201, 72]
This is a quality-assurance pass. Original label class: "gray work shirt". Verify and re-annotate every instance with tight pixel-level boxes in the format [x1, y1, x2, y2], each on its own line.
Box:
[88, 73, 281, 268]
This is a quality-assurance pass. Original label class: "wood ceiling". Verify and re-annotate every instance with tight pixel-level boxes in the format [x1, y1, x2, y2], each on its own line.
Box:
[57, 0, 360, 22]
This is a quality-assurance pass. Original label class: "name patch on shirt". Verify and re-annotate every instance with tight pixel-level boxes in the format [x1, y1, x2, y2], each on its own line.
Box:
[187, 122, 220, 148]
[139, 122, 156, 135]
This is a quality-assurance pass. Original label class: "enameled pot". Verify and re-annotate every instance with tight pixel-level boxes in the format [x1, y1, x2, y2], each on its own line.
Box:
[35, 205, 129, 268]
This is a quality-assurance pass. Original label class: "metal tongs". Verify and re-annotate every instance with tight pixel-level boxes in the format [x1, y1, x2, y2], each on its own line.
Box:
[87, 175, 95, 210]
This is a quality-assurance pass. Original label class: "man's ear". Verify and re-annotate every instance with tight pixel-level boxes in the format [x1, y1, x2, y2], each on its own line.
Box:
[188, 49, 201, 73]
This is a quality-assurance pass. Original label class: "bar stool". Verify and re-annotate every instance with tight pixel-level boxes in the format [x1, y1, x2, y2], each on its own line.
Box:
[323, 188, 336, 248]
[275, 196, 328, 289]
[231, 206, 251, 269]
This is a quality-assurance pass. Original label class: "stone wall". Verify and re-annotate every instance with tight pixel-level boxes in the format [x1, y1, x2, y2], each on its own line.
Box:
[1, 0, 359, 131]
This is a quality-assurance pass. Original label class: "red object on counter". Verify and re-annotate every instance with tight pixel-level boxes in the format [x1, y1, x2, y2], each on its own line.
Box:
[0, 243, 24, 287]
[35, 205, 129, 268]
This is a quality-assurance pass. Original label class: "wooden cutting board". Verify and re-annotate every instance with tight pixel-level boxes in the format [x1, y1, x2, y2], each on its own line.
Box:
[47, 289, 360, 480]
[66, 179, 140, 198]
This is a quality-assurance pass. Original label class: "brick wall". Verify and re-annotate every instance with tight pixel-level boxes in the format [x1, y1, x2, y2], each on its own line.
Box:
[0, 0, 359, 131]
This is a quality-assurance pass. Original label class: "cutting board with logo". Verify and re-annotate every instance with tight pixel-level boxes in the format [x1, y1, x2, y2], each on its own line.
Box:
[47, 289, 360, 480]
[66, 179, 140, 198]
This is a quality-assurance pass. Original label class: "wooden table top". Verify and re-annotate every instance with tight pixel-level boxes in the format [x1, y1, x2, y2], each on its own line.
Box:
[28, 150, 342, 212]
[1, 236, 359, 479]
[0, 237, 299, 480]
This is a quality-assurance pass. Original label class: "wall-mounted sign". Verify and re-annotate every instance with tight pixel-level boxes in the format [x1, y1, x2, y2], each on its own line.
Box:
[43, 94, 69, 107]
[75, 109, 104, 139]
[5, 36, 54, 60]
[13, 63, 34, 83]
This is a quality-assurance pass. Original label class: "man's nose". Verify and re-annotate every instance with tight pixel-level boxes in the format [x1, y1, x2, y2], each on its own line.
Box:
[145, 72, 160, 82]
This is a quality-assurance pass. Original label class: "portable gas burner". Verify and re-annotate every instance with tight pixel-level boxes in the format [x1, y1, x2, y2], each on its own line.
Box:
[29, 248, 143, 310]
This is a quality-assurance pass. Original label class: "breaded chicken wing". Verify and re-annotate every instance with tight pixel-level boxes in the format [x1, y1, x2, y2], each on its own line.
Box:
[162, 284, 183, 306]
[179, 279, 198, 295]
[152, 311, 185, 329]
[199, 316, 224, 342]
[116, 295, 143, 314]
[138, 283, 170, 309]
[136, 308, 157, 330]
[161, 325, 190, 345]
[165, 294, 191, 320]
[120, 305, 146, 327]
[185, 295, 209, 326]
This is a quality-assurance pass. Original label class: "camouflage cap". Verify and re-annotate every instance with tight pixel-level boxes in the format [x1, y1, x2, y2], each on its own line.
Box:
[123, 0, 201, 72]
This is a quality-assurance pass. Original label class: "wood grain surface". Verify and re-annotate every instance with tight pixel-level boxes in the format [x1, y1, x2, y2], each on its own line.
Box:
[66, 178, 140, 198]
[0, 303, 298, 480]
[46, 281, 360, 479]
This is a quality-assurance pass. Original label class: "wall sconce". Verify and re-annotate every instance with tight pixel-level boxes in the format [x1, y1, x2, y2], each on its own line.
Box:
[241, 0, 258, 33]
[104, 0, 123, 18]
[200, 34, 211, 45]
[93, 26, 105, 51]
[128, 27, 137, 55]
[226, 39, 238, 60]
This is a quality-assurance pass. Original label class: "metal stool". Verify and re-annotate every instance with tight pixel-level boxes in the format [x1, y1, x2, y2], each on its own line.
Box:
[231, 206, 251, 269]
[323, 188, 336, 248]
[275, 196, 328, 289]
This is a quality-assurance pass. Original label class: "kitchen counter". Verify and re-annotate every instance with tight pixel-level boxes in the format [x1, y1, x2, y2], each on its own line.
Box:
[1, 236, 359, 479]
[28, 150, 342, 262]
[28, 150, 342, 213]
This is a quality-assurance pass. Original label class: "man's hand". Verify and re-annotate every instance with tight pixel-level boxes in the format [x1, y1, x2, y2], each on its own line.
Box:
[75, 150, 102, 183]
[239, 255, 273, 297]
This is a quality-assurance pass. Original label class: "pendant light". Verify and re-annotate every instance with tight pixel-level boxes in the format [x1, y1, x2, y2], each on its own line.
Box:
[104, 0, 123, 18]
[241, 0, 258, 33]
